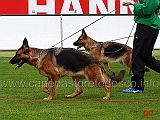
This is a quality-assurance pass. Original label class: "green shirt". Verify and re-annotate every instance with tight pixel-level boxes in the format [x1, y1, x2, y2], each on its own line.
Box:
[133, 0, 160, 30]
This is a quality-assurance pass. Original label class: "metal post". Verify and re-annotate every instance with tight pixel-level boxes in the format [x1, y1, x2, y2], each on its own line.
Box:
[60, 15, 63, 48]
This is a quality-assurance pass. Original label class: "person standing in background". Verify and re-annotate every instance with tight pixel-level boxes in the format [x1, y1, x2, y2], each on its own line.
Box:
[122, 0, 160, 93]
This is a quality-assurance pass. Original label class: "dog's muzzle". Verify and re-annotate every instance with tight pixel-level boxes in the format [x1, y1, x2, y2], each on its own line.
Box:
[10, 58, 27, 69]
[73, 42, 84, 49]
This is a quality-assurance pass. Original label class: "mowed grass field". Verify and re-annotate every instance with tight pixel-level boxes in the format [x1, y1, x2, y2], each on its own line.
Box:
[0, 50, 160, 120]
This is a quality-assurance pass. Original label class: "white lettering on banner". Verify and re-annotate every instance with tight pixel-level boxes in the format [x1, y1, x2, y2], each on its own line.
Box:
[108, 0, 115, 14]
[89, 0, 108, 14]
[61, 0, 83, 14]
[28, 0, 55, 14]
[27, 0, 134, 15]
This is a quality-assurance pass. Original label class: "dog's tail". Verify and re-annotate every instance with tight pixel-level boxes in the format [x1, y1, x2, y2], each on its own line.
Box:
[110, 70, 125, 85]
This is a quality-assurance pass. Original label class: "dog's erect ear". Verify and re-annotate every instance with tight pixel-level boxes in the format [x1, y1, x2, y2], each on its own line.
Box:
[23, 38, 28, 46]
[82, 28, 87, 36]
[22, 38, 29, 52]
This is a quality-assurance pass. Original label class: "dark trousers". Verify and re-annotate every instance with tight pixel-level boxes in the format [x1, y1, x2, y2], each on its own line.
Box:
[131, 23, 160, 90]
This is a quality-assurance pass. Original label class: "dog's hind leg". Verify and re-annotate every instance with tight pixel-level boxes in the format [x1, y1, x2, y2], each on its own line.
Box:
[65, 77, 83, 98]
[128, 69, 132, 75]
[104, 62, 115, 75]
[84, 64, 112, 99]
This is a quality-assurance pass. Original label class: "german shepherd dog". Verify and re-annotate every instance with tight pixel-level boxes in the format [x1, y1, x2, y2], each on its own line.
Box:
[10, 38, 125, 100]
[73, 29, 149, 75]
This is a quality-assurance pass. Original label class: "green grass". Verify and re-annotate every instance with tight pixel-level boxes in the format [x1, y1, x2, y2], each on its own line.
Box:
[0, 50, 160, 120]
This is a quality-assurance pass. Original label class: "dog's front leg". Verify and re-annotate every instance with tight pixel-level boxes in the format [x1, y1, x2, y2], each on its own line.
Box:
[103, 85, 112, 100]
[43, 77, 58, 101]
[42, 77, 51, 94]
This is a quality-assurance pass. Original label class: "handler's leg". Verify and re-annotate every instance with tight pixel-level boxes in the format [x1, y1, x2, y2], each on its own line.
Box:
[145, 30, 160, 73]
[123, 24, 159, 92]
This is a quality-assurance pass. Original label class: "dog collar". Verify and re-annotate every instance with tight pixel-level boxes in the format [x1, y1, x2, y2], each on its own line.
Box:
[91, 42, 104, 50]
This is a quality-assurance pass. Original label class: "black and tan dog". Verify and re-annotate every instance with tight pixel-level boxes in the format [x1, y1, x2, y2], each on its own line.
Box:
[73, 29, 149, 75]
[10, 38, 125, 100]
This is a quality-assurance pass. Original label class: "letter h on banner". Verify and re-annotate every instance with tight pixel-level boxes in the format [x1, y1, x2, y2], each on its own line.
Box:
[28, 0, 55, 15]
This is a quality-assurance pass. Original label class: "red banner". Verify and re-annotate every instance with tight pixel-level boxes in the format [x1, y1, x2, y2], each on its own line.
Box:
[0, 0, 138, 15]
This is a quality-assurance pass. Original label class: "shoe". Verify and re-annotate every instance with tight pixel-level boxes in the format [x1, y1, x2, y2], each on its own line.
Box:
[123, 88, 143, 93]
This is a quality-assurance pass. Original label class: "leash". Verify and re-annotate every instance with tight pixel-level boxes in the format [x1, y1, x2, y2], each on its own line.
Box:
[90, 35, 134, 50]
[103, 22, 136, 54]
[109, 35, 134, 42]
[51, 6, 123, 48]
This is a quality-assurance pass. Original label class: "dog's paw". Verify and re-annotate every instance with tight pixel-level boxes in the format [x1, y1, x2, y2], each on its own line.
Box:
[43, 98, 50, 101]
[65, 95, 72, 98]
[103, 97, 109, 100]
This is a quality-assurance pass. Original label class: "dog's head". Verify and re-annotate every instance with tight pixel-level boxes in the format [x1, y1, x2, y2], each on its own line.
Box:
[10, 38, 30, 69]
[73, 29, 88, 49]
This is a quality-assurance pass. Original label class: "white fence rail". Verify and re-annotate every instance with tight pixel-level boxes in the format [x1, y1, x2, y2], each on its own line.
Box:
[0, 16, 159, 50]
